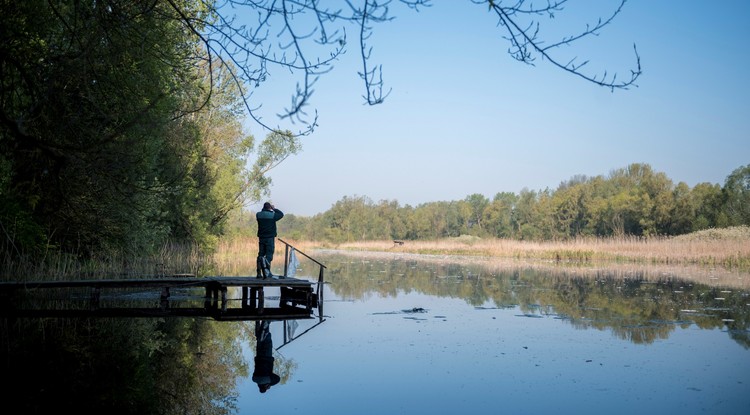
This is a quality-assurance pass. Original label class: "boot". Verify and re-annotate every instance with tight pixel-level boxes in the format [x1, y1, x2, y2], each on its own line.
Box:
[256, 256, 264, 278]
[261, 257, 273, 278]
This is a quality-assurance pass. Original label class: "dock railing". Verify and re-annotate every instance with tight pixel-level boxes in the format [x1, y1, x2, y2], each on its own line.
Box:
[279, 239, 325, 281]
[278, 238, 326, 310]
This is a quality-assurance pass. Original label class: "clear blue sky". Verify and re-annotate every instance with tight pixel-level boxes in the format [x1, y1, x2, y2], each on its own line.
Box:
[238, 1, 750, 217]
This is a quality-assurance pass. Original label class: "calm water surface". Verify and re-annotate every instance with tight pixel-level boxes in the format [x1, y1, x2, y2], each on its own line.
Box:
[235, 252, 750, 415]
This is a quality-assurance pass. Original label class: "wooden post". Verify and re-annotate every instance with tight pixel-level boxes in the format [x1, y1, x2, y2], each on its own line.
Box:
[318, 266, 324, 304]
[204, 286, 212, 309]
[317, 265, 325, 321]
[283, 242, 289, 278]
[90, 287, 100, 310]
[160, 287, 170, 310]
[249, 287, 258, 309]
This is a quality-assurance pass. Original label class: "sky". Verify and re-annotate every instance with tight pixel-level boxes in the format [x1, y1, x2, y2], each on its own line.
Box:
[234, 0, 750, 217]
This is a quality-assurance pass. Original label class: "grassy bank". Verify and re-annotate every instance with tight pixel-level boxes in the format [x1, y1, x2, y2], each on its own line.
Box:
[217, 226, 750, 272]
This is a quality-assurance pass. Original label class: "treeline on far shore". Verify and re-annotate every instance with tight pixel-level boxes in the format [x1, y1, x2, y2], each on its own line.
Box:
[229, 163, 750, 243]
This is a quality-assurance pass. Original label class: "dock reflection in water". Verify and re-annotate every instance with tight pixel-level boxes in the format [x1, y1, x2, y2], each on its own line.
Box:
[0, 275, 323, 322]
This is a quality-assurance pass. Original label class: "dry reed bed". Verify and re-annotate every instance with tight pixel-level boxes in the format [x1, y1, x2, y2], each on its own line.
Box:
[215, 238, 750, 290]
[215, 237, 319, 261]
[333, 232, 750, 269]
[216, 228, 750, 270]
[214, 228, 750, 288]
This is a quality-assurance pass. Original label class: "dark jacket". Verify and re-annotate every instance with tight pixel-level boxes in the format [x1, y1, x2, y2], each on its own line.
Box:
[256, 208, 284, 238]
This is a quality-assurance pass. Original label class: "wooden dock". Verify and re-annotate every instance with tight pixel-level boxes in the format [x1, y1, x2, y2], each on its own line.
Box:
[0, 275, 323, 321]
[0, 239, 327, 322]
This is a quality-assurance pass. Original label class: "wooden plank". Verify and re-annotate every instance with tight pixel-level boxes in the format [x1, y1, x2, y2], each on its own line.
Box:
[0, 276, 314, 290]
[0, 306, 316, 321]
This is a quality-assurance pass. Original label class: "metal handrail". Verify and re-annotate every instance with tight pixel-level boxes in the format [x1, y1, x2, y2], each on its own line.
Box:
[278, 238, 326, 323]
[278, 238, 327, 269]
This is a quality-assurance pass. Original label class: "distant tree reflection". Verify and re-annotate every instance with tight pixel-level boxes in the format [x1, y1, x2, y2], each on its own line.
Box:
[317, 253, 749, 346]
[1, 317, 249, 414]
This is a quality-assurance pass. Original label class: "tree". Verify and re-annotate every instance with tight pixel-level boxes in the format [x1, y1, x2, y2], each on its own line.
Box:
[669, 182, 694, 235]
[375, 199, 408, 240]
[723, 164, 750, 226]
[464, 193, 490, 234]
[601, 163, 676, 236]
[690, 182, 723, 231]
[483, 192, 517, 238]
[550, 181, 591, 238]
[0, 1, 295, 255]
[514, 188, 542, 240]
[0, 1, 205, 254]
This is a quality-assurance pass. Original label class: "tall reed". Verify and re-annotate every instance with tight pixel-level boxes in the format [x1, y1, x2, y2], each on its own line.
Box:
[0, 241, 210, 282]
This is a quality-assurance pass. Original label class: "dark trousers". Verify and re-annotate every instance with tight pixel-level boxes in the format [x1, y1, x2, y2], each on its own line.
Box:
[257, 237, 275, 275]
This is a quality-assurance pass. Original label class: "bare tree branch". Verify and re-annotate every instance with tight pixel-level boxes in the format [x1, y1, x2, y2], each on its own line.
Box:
[486, 0, 641, 90]
[166, 0, 640, 136]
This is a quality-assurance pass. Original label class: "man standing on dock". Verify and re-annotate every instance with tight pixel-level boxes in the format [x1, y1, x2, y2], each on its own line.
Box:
[256, 202, 284, 278]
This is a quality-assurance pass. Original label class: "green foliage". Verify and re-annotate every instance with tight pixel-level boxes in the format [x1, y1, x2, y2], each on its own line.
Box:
[723, 164, 750, 226]
[486, 192, 518, 238]
[0, 194, 46, 255]
[0, 1, 298, 259]
[464, 193, 489, 234]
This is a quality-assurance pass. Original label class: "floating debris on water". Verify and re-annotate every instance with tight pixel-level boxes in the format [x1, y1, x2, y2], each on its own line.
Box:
[403, 316, 427, 321]
[475, 305, 516, 310]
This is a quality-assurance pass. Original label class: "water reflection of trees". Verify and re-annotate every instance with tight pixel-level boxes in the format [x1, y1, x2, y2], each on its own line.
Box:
[319, 253, 750, 346]
[1, 317, 254, 414]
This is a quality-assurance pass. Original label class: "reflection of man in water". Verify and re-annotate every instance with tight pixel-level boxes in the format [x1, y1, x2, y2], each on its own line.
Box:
[252, 320, 281, 393]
